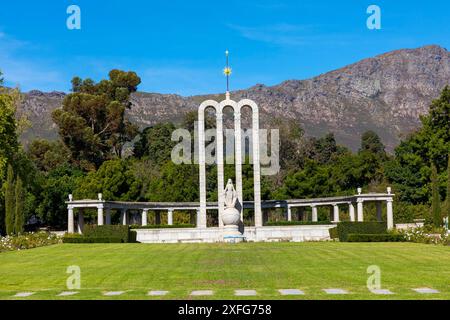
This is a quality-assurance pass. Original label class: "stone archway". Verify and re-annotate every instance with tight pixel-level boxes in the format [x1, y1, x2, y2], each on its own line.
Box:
[198, 95, 262, 228]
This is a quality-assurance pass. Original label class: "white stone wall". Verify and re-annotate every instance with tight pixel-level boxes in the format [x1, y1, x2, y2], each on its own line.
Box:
[134, 225, 335, 243]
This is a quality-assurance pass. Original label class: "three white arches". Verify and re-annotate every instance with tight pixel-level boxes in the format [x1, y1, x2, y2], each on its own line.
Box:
[198, 98, 262, 228]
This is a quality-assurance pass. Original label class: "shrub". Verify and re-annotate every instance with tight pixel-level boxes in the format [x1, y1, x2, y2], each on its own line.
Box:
[337, 222, 387, 242]
[0, 232, 61, 252]
[347, 234, 406, 242]
[130, 224, 195, 229]
[83, 225, 130, 242]
[398, 226, 449, 245]
[264, 221, 332, 226]
[62, 235, 123, 243]
[328, 227, 338, 239]
[129, 230, 137, 243]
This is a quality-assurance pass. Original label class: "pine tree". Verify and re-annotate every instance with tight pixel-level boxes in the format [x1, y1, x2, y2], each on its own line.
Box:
[431, 163, 441, 227]
[4, 165, 15, 235]
[14, 177, 24, 234]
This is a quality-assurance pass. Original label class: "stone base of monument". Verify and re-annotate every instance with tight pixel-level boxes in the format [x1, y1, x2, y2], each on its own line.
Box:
[222, 225, 245, 243]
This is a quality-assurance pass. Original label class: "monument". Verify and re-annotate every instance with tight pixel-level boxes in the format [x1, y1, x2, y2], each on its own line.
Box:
[198, 50, 263, 232]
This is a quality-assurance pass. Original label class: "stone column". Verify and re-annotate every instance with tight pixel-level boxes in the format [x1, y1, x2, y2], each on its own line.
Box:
[357, 199, 364, 222]
[311, 206, 318, 222]
[349, 202, 355, 222]
[120, 209, 127, 225]
[168, 209, 173, 226]
[141, 209, 148, 226]
[77, 209, 84, 234]
[216, 111, 225, 228]
[234, 109, 243, 221]
[287, 205, 292, 222]
[333, 204, 340, 222]
[252, 105, 262, 227]
[387, 199, 394, 230]
[155, 211, 161, 225]
[97, 205, 104, 226]
[376, 202, 382, 222]
[105, 208, 111, 225]
[198, 105, 207, 228]
[68, 206, 74, 233]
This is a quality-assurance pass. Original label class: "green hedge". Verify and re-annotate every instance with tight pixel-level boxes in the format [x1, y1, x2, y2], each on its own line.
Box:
[337, 222, 387, 242]
[264, 221, 332, 226]
[63, 236, 123, 243]
[130, 224, 195, 229]
[347, 234, 406, 242]
[63, 225, 137, 243]
[83, 225, 130, 242]
[329, 227, 338, 239]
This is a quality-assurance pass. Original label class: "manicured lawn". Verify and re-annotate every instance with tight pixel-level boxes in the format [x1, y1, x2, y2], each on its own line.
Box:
[0, 242, 449, 300]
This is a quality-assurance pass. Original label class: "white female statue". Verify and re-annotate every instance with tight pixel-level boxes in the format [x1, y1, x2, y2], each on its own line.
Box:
[222, 179, 242, 239]
[224, 179, 238, 209]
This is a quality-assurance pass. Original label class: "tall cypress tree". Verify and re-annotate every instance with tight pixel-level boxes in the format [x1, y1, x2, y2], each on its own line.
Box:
[445, 154, 450, 220]
[431, 163, 441, 227]
[14, 176, 24, 234]
[4, 165, 15, 235]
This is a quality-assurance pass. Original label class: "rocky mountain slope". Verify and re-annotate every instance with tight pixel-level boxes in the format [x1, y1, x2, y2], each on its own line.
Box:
[18, 45, 450, 151]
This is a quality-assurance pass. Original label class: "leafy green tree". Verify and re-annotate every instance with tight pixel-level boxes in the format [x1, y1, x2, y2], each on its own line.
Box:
[421, 86, 450, 169]
[277, 161, 335, 199]
[14, 177, 24, 234]
[36, 165, 84, 227]
[4, 165, 15, 235]
[182, 110, 215, 133]
[431, 163, 441, 227]
[146, 162, 199, 202]
[27, 139, 70, 172]
[360, 130, 386, 159]
[384, 133, 430, 203]
[312, 133, 338, 165]
[0, 89, 19, 180]
[133, 123, 176, 164]
[52, 70, 141, 170]
[268, 118, 304, 170]
[74, 159, 140, 201]
[385, 87, 450, 205]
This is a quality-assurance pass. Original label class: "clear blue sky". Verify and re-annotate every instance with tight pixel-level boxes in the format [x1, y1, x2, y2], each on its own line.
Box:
[0, 0, 449, 95]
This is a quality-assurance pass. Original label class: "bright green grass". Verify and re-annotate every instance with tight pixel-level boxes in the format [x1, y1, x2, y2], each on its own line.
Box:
[0, 242, 449, 300]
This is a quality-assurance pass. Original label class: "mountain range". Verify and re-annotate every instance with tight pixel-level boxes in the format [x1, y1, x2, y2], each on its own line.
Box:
[18, 45, 450, 152]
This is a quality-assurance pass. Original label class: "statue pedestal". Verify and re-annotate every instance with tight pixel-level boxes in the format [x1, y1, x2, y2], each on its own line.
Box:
[222, 207, 244, 243]
[223, 225, 245, 243]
